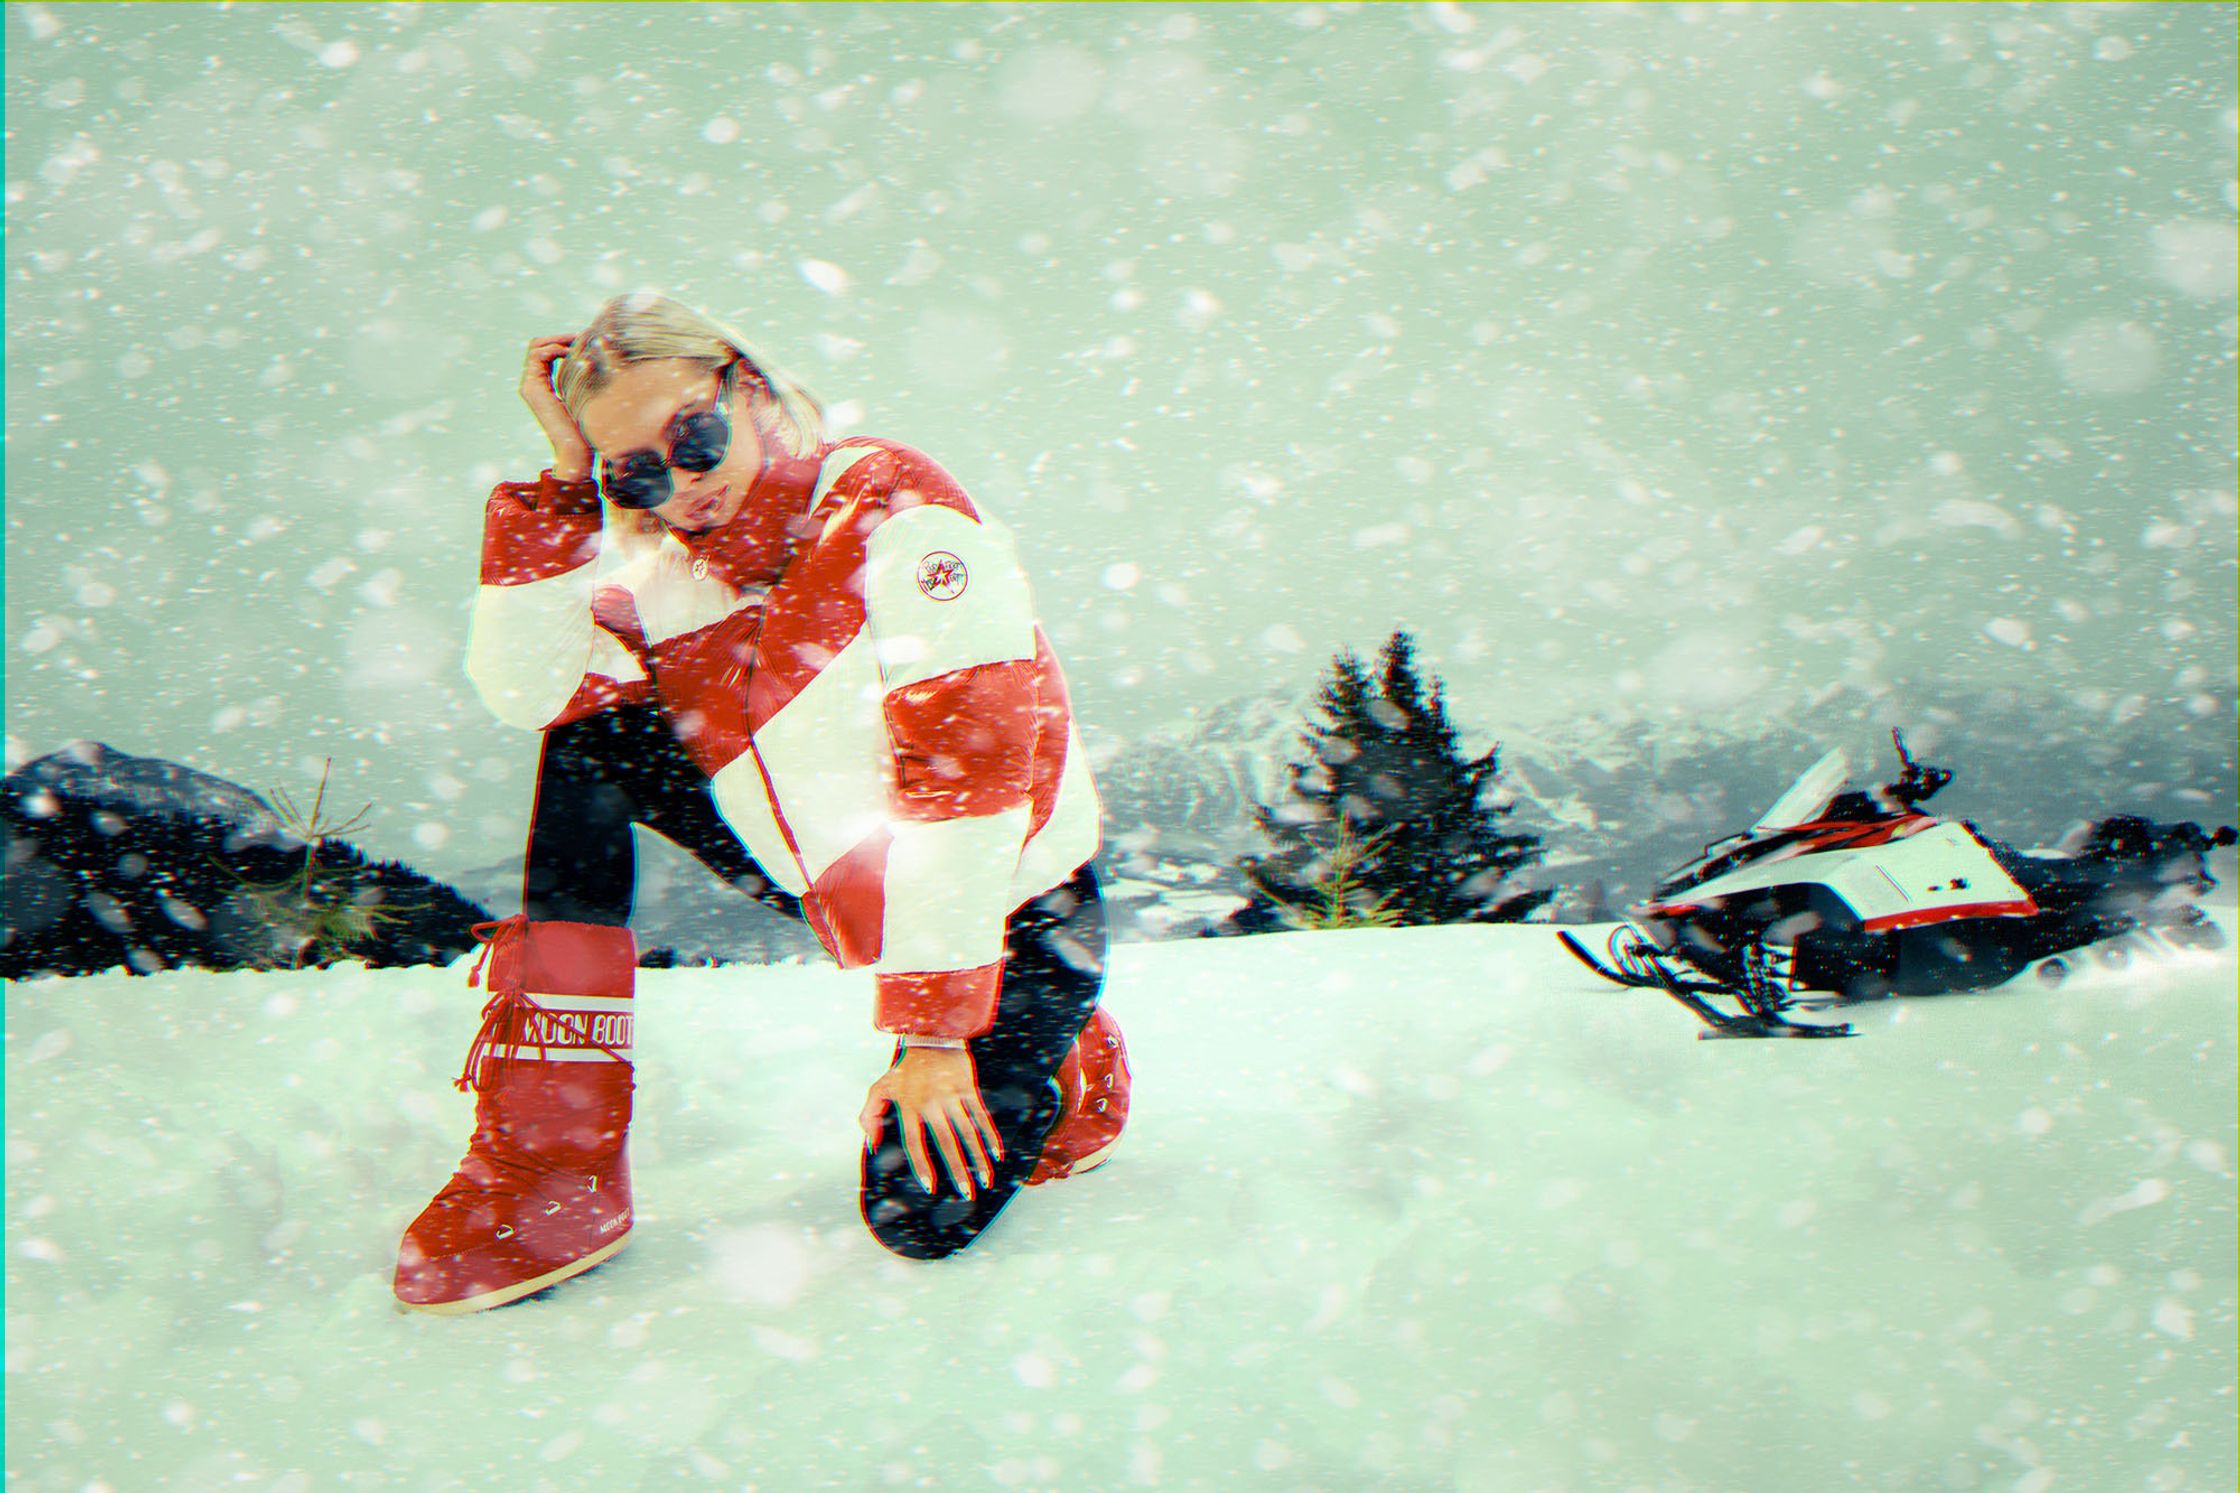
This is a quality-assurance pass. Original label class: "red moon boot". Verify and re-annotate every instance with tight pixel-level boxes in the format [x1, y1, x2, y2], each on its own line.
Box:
[1027, 1005, 1131, 1186]
[394, 917, 638, 1314]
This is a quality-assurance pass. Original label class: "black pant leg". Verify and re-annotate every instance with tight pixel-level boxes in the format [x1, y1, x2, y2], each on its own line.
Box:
[968, 867, 1110, 1124]
[860, 862, 1110, 1260]
[521, 702, 800, 925]
[631, 745, 803, 921]
[520, 709, 657, 926]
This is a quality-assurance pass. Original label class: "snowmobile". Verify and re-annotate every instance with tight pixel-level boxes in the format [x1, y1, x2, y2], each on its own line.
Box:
[1560, 731, 2235, 1039]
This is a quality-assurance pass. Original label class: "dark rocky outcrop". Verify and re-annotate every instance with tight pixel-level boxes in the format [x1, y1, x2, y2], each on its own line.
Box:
[3, 741, 489, 980]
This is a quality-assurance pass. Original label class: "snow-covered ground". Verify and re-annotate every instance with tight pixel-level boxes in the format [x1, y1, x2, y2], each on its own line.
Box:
[7, 910, 2234, 1491]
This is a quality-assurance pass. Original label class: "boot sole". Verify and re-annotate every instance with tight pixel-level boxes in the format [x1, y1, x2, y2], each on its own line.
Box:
[398, 1231, 632, 1316]
[1026, 1136, 1119, 1187]
[1069, 1137, 1119, 1174]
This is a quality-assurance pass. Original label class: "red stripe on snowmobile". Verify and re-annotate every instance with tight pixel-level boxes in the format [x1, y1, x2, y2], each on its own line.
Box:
[1861, 897, 2040, 933]
[1787, 814, 1933, 853]
[1784, 812, 1936, 836]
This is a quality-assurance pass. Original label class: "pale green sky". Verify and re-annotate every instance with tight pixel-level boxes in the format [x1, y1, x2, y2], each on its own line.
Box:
[6, 2, 2235, 875]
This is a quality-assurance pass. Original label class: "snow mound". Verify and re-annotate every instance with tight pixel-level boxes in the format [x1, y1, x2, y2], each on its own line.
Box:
[7, 915, 2234, 1487]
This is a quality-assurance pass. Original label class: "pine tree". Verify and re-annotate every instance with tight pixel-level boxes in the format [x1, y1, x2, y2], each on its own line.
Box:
[1239, 630, 1550, 929]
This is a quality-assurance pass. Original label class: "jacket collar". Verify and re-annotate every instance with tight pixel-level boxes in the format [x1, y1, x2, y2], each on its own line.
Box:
[668, 441, 829, 592]
[746, 441, 826, 517]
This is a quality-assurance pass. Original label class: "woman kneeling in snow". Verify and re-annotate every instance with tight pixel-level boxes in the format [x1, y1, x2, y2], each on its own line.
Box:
[393, 292, 1129, 1314]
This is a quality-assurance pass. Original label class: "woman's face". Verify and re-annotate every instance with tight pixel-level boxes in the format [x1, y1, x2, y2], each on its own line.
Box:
[575, 358, 765, 534]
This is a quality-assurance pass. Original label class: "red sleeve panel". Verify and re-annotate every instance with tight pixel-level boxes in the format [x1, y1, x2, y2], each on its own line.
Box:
[874, 964, 1004, 1040]
[874, 442, 982, 523]
[884, 660, 1039, 821]
[481, 470, 603, 587]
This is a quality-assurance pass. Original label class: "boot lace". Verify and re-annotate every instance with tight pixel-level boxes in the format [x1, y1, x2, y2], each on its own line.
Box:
[455, 916, 631, 1095]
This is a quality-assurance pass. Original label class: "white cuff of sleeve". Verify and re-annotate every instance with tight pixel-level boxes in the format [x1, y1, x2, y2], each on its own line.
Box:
[903, 1034, 967, 1051]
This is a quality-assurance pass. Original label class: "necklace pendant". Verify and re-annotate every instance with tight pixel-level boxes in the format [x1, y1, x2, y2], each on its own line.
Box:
[690, 556, 710, 582]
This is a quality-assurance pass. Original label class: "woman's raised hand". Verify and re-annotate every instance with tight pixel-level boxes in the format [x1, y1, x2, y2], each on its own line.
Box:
[520, 333, 592, 482]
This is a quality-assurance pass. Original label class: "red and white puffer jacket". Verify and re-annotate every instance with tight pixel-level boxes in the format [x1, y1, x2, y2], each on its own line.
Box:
[466, 437, 1103, 1039]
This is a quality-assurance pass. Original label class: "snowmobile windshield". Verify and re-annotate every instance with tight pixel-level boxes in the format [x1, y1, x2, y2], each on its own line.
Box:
[1751, 748, 1850, 833]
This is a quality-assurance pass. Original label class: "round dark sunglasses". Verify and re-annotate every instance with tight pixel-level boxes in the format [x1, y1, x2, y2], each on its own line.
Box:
[596, 382, 734, 510]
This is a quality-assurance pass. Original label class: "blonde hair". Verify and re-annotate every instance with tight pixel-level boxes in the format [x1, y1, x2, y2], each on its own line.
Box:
[554, 291, 829, 554]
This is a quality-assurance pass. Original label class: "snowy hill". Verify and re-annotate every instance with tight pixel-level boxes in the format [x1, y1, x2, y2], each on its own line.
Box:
[8, 910, 2233, 1489]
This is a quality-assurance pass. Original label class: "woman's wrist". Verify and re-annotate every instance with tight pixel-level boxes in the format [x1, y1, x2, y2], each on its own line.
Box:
[544, 428, 593, 484]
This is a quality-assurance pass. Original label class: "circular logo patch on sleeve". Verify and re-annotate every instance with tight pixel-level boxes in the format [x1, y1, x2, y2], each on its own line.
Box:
[915, 551, 968, 601]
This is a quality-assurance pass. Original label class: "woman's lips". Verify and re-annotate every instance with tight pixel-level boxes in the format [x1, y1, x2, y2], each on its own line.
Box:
[682, 485, 729, 525]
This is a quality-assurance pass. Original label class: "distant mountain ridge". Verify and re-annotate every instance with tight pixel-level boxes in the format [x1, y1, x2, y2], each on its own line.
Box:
[1485, 684, 2238, 909]
[1088, 680, 2238, 918]
[12, 684, 2230, 976]
[468, 681, 2237, 954]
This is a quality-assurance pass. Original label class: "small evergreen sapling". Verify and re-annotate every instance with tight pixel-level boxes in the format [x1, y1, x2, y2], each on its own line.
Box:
[226, 759, 416, 968]
[1252, 817, 1404, 931]
[1241, 631, 1550, 930]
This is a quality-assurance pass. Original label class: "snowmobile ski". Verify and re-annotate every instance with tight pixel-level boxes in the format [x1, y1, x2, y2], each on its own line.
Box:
[1559, 929, 1854, 1039]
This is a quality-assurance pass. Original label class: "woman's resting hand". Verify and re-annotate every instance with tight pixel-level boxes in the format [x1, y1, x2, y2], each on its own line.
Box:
[859, 1047, 1003, 1199]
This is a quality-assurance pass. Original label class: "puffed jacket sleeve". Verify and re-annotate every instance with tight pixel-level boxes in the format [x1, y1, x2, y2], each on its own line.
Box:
[858, 483, 1043, 1039]
[464, 469, 648, 728]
